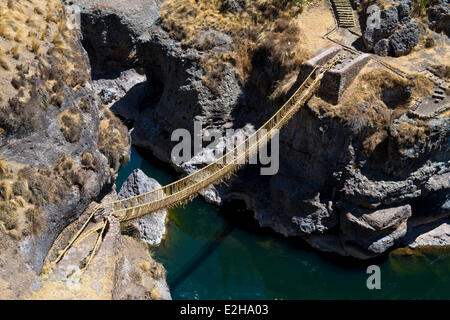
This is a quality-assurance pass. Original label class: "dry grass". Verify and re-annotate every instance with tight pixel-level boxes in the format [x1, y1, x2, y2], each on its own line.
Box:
[10, 45, 20, 60]
[0, 0, 86, 124]
[0, 156, 8, 177]
[0, 54, 10, 71]
[0, 180, 12, 201]
[18, 165, 71, 206]
[309, 67, 435, 138]
[0, 155, 48, 238]
[0, 0, 120, 240]
[30, 38, 40, 54]
[161, 0, 309, 94]
[428, 63, 450, 80]
[58, 107, 84, 143]
[98, 109, 130, 171]
[394, 121, 428, 147]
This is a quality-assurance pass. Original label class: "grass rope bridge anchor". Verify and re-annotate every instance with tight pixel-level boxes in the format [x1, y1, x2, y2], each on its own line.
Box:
[46, 54, 344, 273]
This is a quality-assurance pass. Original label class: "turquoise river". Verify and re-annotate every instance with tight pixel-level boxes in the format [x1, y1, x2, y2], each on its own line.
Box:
[116, 148, 450, 300]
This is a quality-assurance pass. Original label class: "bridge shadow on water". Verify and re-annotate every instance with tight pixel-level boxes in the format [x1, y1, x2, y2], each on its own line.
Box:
[168, 222, 235, 290]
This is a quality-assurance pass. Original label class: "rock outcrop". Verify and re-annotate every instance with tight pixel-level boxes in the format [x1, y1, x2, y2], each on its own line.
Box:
[118, 169, 167, 245]
[71, 0, 450, 261]
[362, 1, 420, 56]
[29, 191, 171, 300]
[0, 0, 130, 298]
[427, 0, 450, 36]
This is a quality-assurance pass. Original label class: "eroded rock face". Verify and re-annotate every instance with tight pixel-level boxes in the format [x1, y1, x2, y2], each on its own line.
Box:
[118, 169, 167, 245]
[69, 0, 161, 77]
[427, 0, 450, 36]
[133, 25, 242, 165]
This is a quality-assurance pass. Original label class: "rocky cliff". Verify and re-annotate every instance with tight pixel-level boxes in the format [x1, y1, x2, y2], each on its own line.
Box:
[71, 0, 449, 262]
[0, 0, 173, 299]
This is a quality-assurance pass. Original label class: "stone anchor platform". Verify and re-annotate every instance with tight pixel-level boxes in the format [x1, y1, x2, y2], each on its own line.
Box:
[300, 46, 370, 105]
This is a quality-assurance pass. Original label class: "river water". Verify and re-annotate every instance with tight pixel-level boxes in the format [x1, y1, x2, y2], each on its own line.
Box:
[116, 148, 450, 300]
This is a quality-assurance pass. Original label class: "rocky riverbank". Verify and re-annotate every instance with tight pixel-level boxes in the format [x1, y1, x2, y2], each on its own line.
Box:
[70, 0, 449, 261]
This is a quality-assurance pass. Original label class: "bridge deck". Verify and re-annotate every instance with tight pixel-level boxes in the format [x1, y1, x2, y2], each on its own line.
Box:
[48, 55, 344, 269]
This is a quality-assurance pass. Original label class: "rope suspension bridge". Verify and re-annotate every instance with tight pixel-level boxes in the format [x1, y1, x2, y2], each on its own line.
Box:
[45, 55, 344, 273]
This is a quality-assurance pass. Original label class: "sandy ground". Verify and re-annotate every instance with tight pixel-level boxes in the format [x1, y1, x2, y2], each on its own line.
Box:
[297, 0, 337, 54]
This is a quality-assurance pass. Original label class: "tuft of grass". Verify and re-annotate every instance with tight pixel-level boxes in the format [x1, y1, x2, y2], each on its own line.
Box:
[52, 33, 67, 53]
[0, 180, 12, 201]
[30, 38, 41, 54]
[12, 180, 29, 200]
[14, 28, 26, 43]
[0, 201, 17, 231]
[129, 268, 142, 283]
[411, 0, 429, 17]
[25, 207, 45, 235]
[424, 36, 435, 48]
[98, 109, 130, 171]
[141, 262, 151, 272]
[40, 24, 48, 40]
[0, 22, 16, 40]
[10, 45, 20, 60]
[0, 156, 8, 177]
[58, 108, 84, 143]
[81, 151, 99, 171]
[34, 7, 44, 15]
[0, 56, 10, 71]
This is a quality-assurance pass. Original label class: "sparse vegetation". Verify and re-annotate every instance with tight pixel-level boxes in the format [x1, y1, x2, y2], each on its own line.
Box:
[428, 64, 450, 80]
[0, 0, 129, 242]
[58, 107, 84, 143]
[424, 36, 435, 48]
[10, 45, 20, 60]
[98, 109, 130, 171]
[411, 0, 429, 17]
[309, 67, 434, 151]
[161, 0, 310, 95]
[129, 268, 142, 283]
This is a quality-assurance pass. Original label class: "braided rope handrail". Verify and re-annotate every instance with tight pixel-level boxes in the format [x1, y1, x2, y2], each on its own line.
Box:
[48, 55, 343, 270]
[110, 56, 342, 222]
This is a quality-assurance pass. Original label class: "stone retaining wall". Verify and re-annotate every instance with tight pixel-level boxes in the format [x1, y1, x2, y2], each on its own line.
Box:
[299, 47, 370, 105]
[319, 53, 371, 105]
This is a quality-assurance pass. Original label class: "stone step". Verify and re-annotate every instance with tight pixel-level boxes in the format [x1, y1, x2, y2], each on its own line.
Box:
[432, 93, 445, 100]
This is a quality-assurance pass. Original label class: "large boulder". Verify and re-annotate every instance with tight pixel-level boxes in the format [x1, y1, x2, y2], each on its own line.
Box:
[118, 169, 167, 245]
[389, 21, 420, 57]
[363, 5, 399, 51]
[427, 0, 450, 36]
[362, 1, 420, 56]
[340, 203, 412, 259]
